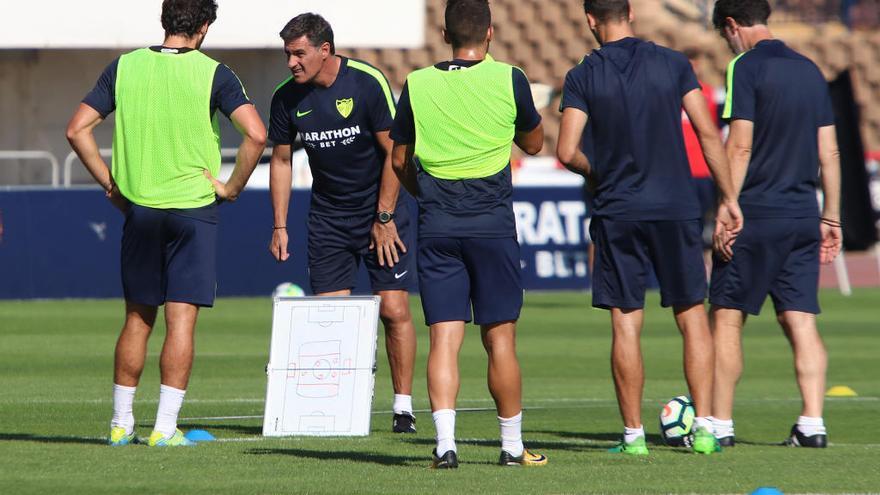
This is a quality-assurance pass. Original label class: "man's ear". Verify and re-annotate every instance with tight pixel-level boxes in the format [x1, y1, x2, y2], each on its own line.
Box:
[442, 28, 451, 45]
[586, 12, 598, 30]
[486, 25, 494, 43]
[724, 16, 739, 35]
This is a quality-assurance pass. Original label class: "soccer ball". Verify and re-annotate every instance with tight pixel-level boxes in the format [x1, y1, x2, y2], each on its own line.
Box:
[273, 282, 305, 298]
[659, 395, 695, 446]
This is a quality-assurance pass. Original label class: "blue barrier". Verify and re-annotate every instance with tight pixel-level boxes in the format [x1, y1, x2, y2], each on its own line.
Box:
[0, 188, 592, 299]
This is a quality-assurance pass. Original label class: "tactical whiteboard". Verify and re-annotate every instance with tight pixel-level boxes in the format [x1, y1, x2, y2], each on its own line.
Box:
[262, 296, 380, 436]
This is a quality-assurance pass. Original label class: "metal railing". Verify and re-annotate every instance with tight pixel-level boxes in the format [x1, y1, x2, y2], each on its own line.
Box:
[61, 147, 274, 186]
[0, 150, 61, 187]
[62, 148, 111, 187]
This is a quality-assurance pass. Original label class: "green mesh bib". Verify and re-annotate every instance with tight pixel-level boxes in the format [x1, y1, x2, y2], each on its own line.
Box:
[113, 48, 221, 209]
[407, 55, 517, 180]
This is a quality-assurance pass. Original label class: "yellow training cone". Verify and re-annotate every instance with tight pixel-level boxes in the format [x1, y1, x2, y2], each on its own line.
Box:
[826, 385, 858, 397]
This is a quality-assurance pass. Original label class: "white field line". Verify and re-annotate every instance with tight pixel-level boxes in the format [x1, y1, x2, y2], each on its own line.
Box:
[210, 436, 880, 448]
[4, 396, 878, 405]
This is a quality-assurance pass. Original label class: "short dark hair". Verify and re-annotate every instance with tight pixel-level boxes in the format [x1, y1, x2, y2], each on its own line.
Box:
[280, 13, 336, 54]
[583, 0, 630, 22]
[444, 0, 491, 48]
[712, 0, 771, 31]
[161, 0, 218, 38]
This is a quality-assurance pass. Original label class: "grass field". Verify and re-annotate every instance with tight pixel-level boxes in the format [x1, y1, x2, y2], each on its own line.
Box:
[1, 290, 878, 494]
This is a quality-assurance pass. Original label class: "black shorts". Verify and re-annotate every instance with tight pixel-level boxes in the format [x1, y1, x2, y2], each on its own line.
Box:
[710, 217, 820, 315]
[417, 237, 523, 326]
[121, 203, 218, 307]
[307, 204, 415, 294]
[590, 218, 707, 309]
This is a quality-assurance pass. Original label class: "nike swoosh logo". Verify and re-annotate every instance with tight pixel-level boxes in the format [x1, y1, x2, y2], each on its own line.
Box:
[394, 271, 408, 279]
[296, 109, 313, 117]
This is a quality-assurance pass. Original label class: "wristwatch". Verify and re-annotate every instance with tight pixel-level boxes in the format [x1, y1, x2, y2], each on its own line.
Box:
[376, 210, 395, 224]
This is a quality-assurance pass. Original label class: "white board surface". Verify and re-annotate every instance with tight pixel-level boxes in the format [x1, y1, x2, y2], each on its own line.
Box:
[263, 296, 380, 437]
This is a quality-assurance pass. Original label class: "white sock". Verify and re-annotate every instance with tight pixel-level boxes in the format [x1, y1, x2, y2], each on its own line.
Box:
[624, 425, 645, 444]
[711, 417, 735, 438]
[498, 411, 524, 457]
[797, 416, 826, 436]
[392, 394, 413, 415]
[154, 384, 186, 438]
[694, 416, 713, 432]
[111, 384, 137, 435]
[432, 409, 456, 454]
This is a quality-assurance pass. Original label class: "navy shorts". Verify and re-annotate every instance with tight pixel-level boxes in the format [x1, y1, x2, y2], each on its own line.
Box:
[307, 204, 414, 294]
[418, 237, 523, 326]
[590, 218, 707, 309]
[710, 217, 820, 315]
[121, 203, 218, 307]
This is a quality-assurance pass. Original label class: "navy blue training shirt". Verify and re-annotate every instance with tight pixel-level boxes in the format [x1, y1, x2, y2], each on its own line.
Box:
[391, 58, 542, 238]
[269, 56, 397, 218]
[560, 37, 701, 221]
[723, 39, 834, 218]
[82, 46, 251, 120]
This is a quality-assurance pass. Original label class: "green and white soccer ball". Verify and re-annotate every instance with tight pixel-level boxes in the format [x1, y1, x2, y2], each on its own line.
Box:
[273, 282, 305, 298]
[659, 395, 695, 446]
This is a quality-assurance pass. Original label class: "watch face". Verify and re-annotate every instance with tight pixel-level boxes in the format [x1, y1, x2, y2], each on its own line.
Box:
[378, 211, 393, 223]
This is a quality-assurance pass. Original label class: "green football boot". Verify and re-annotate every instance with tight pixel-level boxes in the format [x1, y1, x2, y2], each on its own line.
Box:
[148, 428, 196, 447]
[108, 426, 137, 446]
[608, 435, 649, 455]
[692, 426, 722, 454]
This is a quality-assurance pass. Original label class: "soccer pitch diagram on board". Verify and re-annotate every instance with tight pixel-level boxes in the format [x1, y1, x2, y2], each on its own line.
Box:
[263, 296, 380, 436]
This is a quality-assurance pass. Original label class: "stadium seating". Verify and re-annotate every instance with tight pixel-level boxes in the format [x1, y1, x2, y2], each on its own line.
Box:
[345, 0, 880, 155]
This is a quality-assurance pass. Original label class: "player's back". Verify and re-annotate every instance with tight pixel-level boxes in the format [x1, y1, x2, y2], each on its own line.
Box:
[723, 40, 834, 218]
[562, 37, 699, 221]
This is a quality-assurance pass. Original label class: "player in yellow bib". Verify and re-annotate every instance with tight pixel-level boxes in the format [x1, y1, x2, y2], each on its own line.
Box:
[66, 0, 266, 447]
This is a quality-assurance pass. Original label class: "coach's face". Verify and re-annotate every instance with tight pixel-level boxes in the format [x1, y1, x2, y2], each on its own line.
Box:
[285, 36, 330, 84]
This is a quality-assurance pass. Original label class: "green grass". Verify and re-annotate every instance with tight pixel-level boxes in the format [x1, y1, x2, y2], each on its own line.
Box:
[1, 290, 878, 494]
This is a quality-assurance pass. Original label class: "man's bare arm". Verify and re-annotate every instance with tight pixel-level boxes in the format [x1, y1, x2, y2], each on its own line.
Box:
[66, 103, 112, 191]
[514, 123, 544, 156]
[725, 119, 754, 198]
[268, 144, 292, 262]
[682, 89, 738, 204]
[391, 142, 418, 197]
[818, 124, 842, 264]
[66, 103, 129, 211]
[372, 130, 406, 267]
[556, 107, 592, 178]
[207, 104, 267, 201]
[375, 131, 400, 212]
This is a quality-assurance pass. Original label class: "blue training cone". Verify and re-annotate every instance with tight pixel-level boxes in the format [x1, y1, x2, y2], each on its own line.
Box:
[751, 488, 783, 495]
[184, 429, 216, 442]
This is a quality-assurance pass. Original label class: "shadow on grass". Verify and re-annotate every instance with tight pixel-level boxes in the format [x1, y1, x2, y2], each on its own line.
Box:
[0, 433, 105, 445]
[400, 436, 608, 451]
[529, 430, 669, 446]
[245, 447, 420, 466]
[177, 423, 262, 436]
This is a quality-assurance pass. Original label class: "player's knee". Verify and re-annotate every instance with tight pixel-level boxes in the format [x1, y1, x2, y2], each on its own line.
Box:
[380, 301, 411, 325]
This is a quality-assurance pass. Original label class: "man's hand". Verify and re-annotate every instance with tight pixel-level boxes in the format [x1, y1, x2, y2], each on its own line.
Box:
[370, 220, 407, 268]
[106, 183, 130, 213]
[713, 199, 744, 262]
[204, 169, 235, 202]
[820, 221, 842, 265]
[269, 228, 290, 262]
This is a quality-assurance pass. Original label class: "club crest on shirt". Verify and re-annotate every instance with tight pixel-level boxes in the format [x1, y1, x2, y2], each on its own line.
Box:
[336, 98, 354, 118]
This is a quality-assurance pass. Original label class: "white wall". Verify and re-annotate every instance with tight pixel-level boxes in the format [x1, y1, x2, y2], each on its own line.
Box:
[1, 0, 425, 49]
